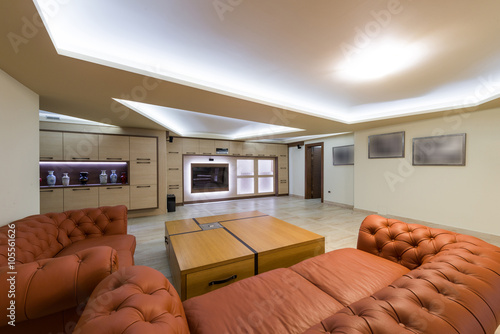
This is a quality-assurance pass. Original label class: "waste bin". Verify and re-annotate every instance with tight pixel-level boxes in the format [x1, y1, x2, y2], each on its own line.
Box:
[167, 194, 176, 212]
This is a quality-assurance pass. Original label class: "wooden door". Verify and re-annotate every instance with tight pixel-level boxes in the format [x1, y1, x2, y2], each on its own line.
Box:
[311, 147, 322, 198]
[304, 143, 324, 201]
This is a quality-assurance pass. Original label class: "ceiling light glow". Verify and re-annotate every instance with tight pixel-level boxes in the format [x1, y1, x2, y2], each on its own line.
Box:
[115, 99, 304, 140]
[338, 41, 425, 81]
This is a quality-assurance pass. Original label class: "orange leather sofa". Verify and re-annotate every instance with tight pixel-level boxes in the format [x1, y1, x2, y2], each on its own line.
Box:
[74, 215, 500, 334]
[0, 205, 135, 334]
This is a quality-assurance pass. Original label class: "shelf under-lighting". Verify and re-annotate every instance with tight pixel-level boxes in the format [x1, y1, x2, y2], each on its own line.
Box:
[39, 161, 128, 166]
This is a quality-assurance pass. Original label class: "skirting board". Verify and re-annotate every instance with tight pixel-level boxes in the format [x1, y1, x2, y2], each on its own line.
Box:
[324, 201, 354, 209]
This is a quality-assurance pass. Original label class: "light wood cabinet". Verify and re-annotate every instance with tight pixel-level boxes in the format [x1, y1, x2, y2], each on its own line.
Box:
[99, 135, 130, 161]
[214, 140, 230, 155]
[278, 179, 289, 195]
[199, 139, 215, 155]
[230, 141, 243, 156]
[64, 133, 99, 160]
[167, 167, 183, 204]
[63, 187, 99, 211]
[242, 142, 257, 156]
[167, 138, 183, 168]
[265, 144, 278, 157]
[130, 136, 157, 161]
[130, 160, 157, 185]
[277, 144, 288, 158]
[99, 186, 130, 207]
[40, 132, 160, 212]
[40, 131, 63, 160]
[130, 185, 158, 210]
[40, 188, 63, 214]
[182, 138, 199, 155]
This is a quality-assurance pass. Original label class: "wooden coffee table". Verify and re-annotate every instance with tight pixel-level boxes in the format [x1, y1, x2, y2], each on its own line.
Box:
[165, 211, 325, 300]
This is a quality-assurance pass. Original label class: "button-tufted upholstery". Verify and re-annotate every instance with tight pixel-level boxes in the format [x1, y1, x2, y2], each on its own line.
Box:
[74, 214, 500, 334]
[74, 266, 189, 334]
[0, 205, 135, 334]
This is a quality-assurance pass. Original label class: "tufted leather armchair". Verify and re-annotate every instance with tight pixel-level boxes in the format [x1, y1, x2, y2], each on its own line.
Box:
[73, 215, 500, 334]
[0, 205, 135, 334]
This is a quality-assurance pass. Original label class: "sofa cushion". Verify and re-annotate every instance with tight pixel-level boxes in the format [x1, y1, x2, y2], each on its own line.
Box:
[290, 248, 410, 306]
[55, 234, 136, 267]
[183, 268, 344, 334]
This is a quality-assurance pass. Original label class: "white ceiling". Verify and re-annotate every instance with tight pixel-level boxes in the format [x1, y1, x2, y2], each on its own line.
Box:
[116, 99, 304, 139]
[31, 0, 500, 138]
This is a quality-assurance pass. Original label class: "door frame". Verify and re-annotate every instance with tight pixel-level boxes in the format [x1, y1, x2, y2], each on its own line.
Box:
[304, 142, 324, 202]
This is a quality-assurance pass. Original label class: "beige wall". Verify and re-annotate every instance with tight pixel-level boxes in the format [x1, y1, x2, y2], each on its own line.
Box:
[0, 70, 39, 226]
[288, 146, 305, 197]
[354, 108, 500, 236]
[323, 134, 354, 206]
[288, 134, 355, 206]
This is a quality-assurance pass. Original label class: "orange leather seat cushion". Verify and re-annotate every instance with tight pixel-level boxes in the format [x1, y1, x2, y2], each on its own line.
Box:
[55, 234, 136, 267]
[290, 248, 410, 306]
[183, 268, 345, 334]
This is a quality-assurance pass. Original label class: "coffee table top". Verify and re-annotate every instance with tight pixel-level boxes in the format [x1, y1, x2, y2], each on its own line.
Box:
[166, 211, 324, 273]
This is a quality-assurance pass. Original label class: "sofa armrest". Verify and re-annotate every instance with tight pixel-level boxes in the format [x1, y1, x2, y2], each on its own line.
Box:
[74, 266, 189, 334]
[0, 246, 118, 326]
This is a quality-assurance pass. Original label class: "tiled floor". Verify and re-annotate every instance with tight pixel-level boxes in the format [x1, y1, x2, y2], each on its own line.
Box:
[128, 196, 500, 333]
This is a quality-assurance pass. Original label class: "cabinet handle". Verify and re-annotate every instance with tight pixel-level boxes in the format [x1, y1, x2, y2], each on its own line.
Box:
[106, 158, 123, 160]
[209, 275, 237, 286]
[168, 168, 179, 170]
[72, 157, 90, 160]
[137, 158, 151, 161]
[136, 186, 151, 188]
[245, 154, 253, 156]
[186, 152, 196, 154]
[106, 187, 123, 190]
[203, 152, 212, 154]
[40, 156, 54, 160]
[168, 151, 179, 154]
[40, 189, 54, 193]
[137, 161, 151, 164]
[168, 187, 180, 189]
[280, 167, 287, 169]
[73, 188, 90, 191]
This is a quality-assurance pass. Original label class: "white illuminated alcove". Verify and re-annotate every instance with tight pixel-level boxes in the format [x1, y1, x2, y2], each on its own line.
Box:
[237, 178, 255, 195]
[258, 177, 274, 194]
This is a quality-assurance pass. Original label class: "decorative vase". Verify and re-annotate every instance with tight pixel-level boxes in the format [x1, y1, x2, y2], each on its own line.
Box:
[120, 171, 127, 184]
[99, 170, 108, 185]
[62, 173, 70, 186]
[110, 170, 118, 183]
[79, 172, 89, 185]
[47, 171, 56, 186]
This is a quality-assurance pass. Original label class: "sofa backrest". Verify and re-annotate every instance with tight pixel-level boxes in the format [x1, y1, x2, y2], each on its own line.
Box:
[328, 214, 500, 333]
[0, 205, 127, 266]
[356, 214, 498, 270]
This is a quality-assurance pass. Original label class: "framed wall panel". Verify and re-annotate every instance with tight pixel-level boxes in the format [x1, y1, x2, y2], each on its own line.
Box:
[412, 133, 466, 166]
[332, 145, 354, 165]
[368, 131, 405, 159]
